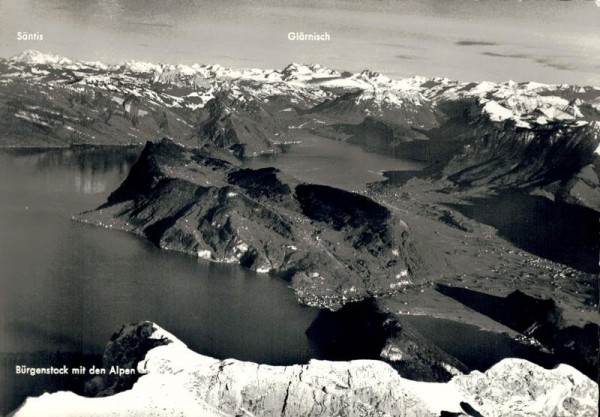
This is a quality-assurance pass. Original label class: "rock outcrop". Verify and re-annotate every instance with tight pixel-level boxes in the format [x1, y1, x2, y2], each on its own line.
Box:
[77, 139, 423, 309]
[12, 322, 599, 417]
[196, 91, 289, 158]
[83, 322, 169, 397]
[554, 156, 600, 212]
[440, 117, 599, 190]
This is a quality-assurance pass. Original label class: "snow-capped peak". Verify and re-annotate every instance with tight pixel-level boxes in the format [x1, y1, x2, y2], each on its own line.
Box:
[3, 50, 599, 128]
[281, 62, 340, 82]
[438, 78, 592, 127]
[122, 60, 163, 74]
[9, 50, 73, 66]
[356, 70, 393, 85]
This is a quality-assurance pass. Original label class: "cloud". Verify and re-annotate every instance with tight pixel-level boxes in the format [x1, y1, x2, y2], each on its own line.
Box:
[534, 58, 574, 71]
[125, 20, 175, 29]
[395, 54, 419, 60]
[481, 51, 575, 72]
[482, 51, 528, 59]
[375, 42, 426, 50]
[456, 40, 499, 46]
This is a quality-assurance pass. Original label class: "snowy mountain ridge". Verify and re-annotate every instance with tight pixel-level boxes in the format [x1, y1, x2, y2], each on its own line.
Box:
[4, 49, 600, 128]
[2, 50, 599, 160]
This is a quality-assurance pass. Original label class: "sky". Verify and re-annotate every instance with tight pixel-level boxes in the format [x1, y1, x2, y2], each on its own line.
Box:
[1, 0, 599, 85]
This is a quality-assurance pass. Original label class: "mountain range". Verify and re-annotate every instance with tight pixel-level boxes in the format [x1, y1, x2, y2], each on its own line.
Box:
[1, 50, 598, 150]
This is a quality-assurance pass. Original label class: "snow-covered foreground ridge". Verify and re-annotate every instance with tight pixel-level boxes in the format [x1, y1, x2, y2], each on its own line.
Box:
[12, 322, 599, 417]
[4, 49, 600, 131]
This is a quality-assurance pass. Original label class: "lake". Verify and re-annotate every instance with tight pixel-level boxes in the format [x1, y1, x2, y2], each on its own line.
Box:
[243, 133, 424, 192]
[0, 138, 424, 414]
[0, 141, 572, 414]
[0, 147, 321, 414]
[400, 315, 561, 373]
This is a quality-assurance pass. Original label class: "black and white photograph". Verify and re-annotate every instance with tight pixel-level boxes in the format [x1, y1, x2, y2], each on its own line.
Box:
[0, 0, 599, 415]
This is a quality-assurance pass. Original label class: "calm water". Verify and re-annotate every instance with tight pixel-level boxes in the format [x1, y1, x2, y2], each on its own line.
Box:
[0, 147, 326, 414]
[401, 315, 560, 373]
[0, 139, 421, 358]
[2, 143, 547, 414]
[244, 133, 424, 192]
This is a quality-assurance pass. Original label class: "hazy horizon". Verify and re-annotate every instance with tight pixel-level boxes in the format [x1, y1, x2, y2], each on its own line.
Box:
[1, 0, 600, 85]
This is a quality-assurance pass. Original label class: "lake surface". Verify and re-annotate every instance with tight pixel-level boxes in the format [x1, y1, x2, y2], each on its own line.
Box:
[1, 142, 564, 414]
[401, 315, 560, 373]
[0, 147, 321, 414]
[0, 147, 326, 361]
[0, 140, 423, 414]
[244, 133, 424, 192]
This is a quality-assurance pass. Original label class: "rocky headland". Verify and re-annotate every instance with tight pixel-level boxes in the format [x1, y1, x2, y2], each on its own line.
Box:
[77, 138, 423, 309]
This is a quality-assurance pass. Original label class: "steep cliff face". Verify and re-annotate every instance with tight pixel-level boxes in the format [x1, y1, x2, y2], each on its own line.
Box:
[12, 323, 599, 417]
[430, 92, 600, 197]
[441, 118, 600, 190]
[553, 156, 600, 212]
[84, 323, 168, 397]
[196, 91, 290, 158]
[78, 139, 423, 309]
[324, 95, 600, 193]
